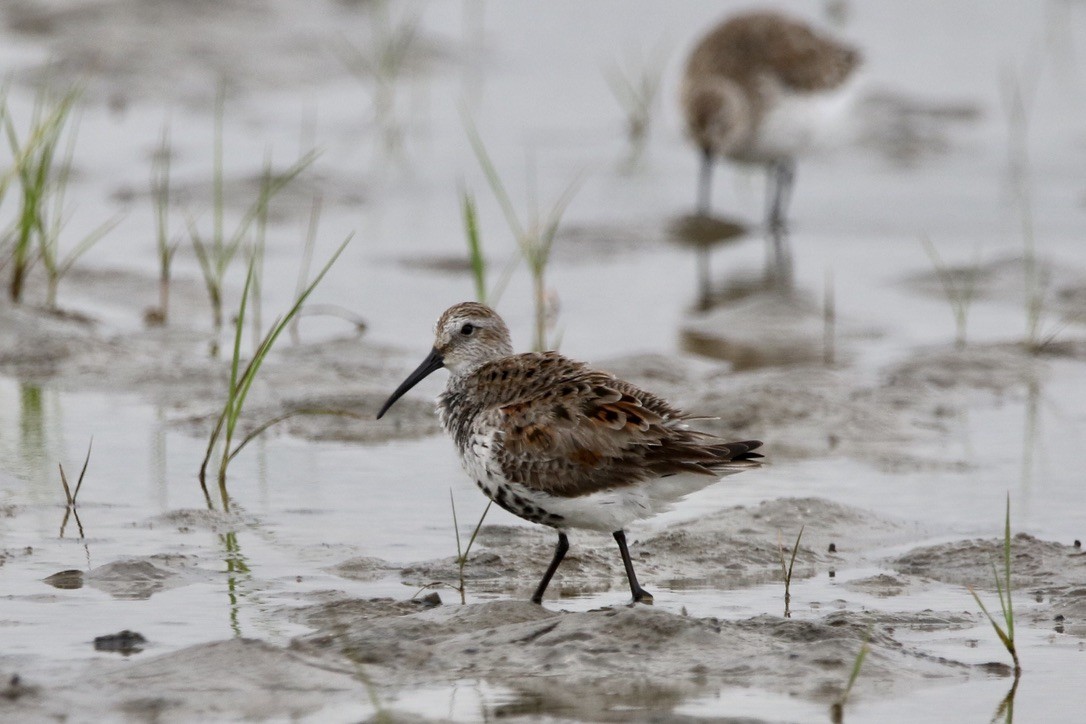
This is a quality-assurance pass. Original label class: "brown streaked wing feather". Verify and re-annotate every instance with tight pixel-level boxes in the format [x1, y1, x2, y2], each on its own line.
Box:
[485, 362, 761, 497]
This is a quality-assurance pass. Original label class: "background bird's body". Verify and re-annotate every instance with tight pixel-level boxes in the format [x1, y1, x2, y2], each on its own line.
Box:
[682, 11, 861, 168]
[681, 9, 861, 289]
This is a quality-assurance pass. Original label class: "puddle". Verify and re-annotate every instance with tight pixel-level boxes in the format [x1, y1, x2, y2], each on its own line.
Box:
[2, 0, 1086, 721]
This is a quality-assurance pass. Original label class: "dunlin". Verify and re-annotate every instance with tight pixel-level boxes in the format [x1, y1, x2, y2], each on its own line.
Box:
[377, 302, 762, 604]
[681, 11, 860, 271]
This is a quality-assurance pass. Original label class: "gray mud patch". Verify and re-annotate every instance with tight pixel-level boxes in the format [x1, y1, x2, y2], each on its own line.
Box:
[679, 289, 874, 370]
[600, 338, 1048, 470]
[2, 0, 452, 106]
[0, 297, 437, 444]
[892, 534, 1086, 634]
[81, 554, 219, 600]
[397, 498, 921, 600]
[293, 599, 972, 710]
[4, 638, 368, 721]
[903, 254, 1086, 322]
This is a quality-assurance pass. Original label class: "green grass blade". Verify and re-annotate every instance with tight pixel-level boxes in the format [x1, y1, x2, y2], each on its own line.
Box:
[228, 234, 352, 422]
[1003, 494, 1014, 639]
[461, 189, 487, 303]
[462, 500, 493, 563]
[969, 586, 1013, 651]
[225, 409, 363, 463]
[450, 490, 463, 562]
[461, 108, 525, 241]
[214, 234, 353, 484]
[227, 258, 257, 430]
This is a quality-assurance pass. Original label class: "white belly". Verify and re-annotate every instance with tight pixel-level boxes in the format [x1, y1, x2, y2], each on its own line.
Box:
[457, 431, 732, 533]
[742, 77, 861, 162]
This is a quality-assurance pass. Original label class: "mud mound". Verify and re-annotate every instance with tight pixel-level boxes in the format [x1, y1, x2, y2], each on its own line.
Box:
[295, 600, 972, 705]
[892, 534, 1086, 634]
[883, 344, 1042, 394]
[82, 554, 218, 599]
[399, 499, 923, 600]
[892, 534, 1084, 590]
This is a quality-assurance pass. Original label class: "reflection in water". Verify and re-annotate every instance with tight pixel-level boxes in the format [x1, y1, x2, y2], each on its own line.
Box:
[18, 382, 47, 488]
[991, 671, 1019, 724]
[152, 405, 169, 509]
[489, 679, 687, 720]
[766, 220, 794, 291]
[667, 213, 746, 310]
[1020, 376, 1041, 499]
[221, 530, 251, 638]
[57, 439, 93, 568]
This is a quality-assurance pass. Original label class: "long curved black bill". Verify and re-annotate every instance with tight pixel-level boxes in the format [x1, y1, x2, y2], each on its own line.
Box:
[376, 348, 444, 419]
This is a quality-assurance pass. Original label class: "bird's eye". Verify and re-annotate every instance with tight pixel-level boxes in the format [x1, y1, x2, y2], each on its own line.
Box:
[460, 323, 475, 336]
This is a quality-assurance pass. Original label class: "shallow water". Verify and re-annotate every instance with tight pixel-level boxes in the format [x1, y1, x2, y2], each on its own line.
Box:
[2, 0, 1086, 721]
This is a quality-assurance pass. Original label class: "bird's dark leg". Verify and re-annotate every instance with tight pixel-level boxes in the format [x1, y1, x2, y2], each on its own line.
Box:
[613, 530, 653, 604]
[531, 532, 569, 604]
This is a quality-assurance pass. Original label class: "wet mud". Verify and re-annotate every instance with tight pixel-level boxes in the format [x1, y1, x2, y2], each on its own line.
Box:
[2, 1, 1085, 721]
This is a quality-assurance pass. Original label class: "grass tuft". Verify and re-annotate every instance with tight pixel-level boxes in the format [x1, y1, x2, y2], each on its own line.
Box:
[58, 438, 92, 540]
[3, 84, 117, 308]
[198, 234, 352, 508]
[461, 189, 486, 303]
[830, 629, 871, 723]
[337, 0, 423, 158]
[920, 235, 980, 350]
[603, 42, 668, 169]
[186, 87, 318, 349]
[462, 111, 581, 351]
[148, 122, 179, 324]
[968, 494, 1020, 676]
[777, 525, 803, 618]
[450, 491, 493, 604]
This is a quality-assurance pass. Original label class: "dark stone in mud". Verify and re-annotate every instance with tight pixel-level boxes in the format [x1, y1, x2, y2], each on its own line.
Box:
[94, 630, 147, 655]
[42, 569, 84, 590]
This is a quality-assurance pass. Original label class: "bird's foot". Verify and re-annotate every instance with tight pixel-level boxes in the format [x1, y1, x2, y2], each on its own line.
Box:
[632, 588, 654, 605]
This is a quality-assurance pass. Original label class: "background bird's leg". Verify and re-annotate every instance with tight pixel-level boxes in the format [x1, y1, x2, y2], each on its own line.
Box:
[767, 159, 796, 288]
[697, 147, 714, 216]
[613, 530, 653, 604]
[531, 532, 569, 604]
[767, 158, 795, 232]
[695, 148, 715, 309]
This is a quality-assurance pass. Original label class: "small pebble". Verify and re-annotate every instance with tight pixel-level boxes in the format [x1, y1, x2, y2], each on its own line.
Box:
[93, 630, 146, 655]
